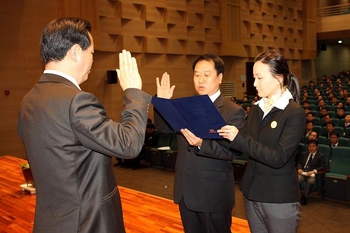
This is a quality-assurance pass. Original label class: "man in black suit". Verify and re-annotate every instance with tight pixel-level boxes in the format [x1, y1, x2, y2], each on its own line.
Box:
[329, 131, 341, 148]
[155, 54, 245, 233]
[321, 122, 335, 138]
[297, 140, 326, 205]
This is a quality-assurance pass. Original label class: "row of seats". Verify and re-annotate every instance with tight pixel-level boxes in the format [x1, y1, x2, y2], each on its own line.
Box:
[308, 116, 348, 127]
[300, 135, 350, 146]
[146, 132, 178, 171]
[233, 145, 350, 201]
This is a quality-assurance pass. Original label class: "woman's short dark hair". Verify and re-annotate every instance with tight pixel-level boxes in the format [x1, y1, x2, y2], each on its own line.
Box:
[40, 17, 92, 64]
[254, 49, 300, 103]
[192, 54, 225, 76]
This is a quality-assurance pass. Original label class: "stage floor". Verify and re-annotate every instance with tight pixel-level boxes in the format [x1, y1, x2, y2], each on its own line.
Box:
[0, 155, 250, 232]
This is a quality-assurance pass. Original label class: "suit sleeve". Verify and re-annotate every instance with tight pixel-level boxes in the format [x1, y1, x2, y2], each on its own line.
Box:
[231, 104, 305, 168]
[70, 89, 151, 158]
[195, 105, 245, 160]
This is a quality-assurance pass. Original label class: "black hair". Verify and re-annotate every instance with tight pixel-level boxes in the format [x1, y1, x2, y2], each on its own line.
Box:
[40, 17, 92, 64]
[329, 130, 339, 138]
[307, 139, 318, 146]
[192, 54, 225, 76]
[146, 123, 155, 129]
[254, 49, 300, 103]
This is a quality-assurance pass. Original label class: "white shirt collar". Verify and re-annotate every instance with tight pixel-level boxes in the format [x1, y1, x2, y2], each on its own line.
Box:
[44, 70, 81, 90]
[209, 90, 221, 102]
[255, 88, 293, 117]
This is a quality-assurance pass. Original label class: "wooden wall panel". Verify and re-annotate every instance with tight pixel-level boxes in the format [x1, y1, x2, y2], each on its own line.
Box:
[121, 35, 144, 52]
[204, 1, 221, 16]
[166, 39, 186, 54]
[121, 19, 146, 36]
[167, 23, 187, 39]
[205, 28, 222, 42]
[144, 37, 166, 53]
[166, 1, 186, 11]
[97, 33, 121, 52]
[0, 0, 321, 157]
[145, 22, 167, 38]
[144, 5, 165, 22]
[186, 0, 204, 14]
[187, 26, 205, 41]
[98, 0, 118, 17]
[99, 16, 121, 34]
[119, 2, 143, 20]
[187, 12, 203, 27]
[166, 9, 186, 24]
[187, 41, 204, 55]
[204, 15, 219, 29]
[204, 42, 220, 55]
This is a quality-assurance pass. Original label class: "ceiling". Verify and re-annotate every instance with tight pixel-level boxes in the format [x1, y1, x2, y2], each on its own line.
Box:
[318, 29, 350, 46]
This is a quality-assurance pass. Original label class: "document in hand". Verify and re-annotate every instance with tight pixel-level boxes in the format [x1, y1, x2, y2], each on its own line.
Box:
[152, 95, 226, 139]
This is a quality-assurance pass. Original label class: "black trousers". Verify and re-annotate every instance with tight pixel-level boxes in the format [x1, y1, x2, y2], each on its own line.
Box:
[179, 198, 232, 233]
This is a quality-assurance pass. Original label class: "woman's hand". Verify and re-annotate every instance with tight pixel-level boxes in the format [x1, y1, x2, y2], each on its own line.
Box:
[217, 125, 239, 141]
[156, 72, 175, 99]
[180, 128, 203, 147]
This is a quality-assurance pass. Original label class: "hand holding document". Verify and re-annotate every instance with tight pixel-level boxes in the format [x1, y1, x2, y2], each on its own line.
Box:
[152, 95, 226, 139]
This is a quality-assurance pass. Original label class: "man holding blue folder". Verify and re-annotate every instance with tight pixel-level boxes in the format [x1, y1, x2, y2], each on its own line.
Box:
[154, 54, 245, 233]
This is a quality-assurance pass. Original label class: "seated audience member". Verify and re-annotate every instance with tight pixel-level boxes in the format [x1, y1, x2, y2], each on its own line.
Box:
[297, 140, 326, 205]
[125, 123, 159, 169]
[343, 115, 350, 137]
[306, 112, 315, 124]
[321, 122, 335, 138]
[318, 107, 328, 119]
[244, 106, 251, 119]
[317, 99, 326, 111]
[321, 114, 332, 127]
[242, 96, 249, 103]
[308, 131, 319, 143]
[336, 107, 346, 120]
[344, 96, 350, 109]
[230, 96, 237, 103]
[305, 121, 314, 137]
[144, 123, 159, 150]
[337, 102, 344, 110]
[330, 96, 338, 107]
[303, 101, 310, 110]
[329, 131, 340, 148]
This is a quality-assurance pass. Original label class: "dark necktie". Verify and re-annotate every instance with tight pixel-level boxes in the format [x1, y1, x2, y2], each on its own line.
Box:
[304, 153, 313, 171]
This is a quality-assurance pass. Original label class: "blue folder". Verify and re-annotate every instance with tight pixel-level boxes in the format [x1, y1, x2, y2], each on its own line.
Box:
[152, 95, 226, 139]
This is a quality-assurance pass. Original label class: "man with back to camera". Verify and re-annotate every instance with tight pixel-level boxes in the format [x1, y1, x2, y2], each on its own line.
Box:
[155, 54, 245, 233]
[17, 17, 151, 233]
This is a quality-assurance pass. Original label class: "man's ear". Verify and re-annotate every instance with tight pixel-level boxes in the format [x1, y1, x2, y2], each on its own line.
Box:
[218, 73, 223, 84]
[68, 44, 82, 62]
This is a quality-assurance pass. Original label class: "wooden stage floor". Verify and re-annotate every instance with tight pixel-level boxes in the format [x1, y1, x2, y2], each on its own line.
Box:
[0, 155, 250, 232]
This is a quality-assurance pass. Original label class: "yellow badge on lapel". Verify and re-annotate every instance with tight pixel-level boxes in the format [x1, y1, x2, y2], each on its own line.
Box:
[270, 121, 277, 129]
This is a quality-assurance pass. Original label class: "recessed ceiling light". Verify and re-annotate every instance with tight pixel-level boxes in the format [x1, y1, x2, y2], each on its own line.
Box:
[338, 40, 343, 44]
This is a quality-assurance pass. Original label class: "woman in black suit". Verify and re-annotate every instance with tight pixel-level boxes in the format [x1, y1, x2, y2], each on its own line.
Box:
[218, 50, 305, 233]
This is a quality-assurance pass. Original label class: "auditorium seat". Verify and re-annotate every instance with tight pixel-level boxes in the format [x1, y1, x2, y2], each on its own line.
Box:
[325, 146, 350, 201]
[149, 132, 173, 169]
[163, 132, 178, 171]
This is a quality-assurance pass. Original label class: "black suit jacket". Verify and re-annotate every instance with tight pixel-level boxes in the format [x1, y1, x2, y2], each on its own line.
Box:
[18, 74, 151, 233]
[155, 94, 245, 212]
[231, 100, 306, 203]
